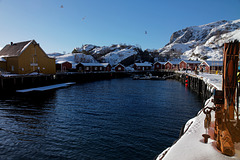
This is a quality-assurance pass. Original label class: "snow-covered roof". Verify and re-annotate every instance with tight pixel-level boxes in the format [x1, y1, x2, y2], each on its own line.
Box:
[56, 61, 72, 64]
[115, 63, 125, 67]
[134, 62, 152, 67]
[79, 63, 105, 67]
[181, 60, 201, 64]
[202, 61, 223, 67]
[167, 60, 181, 65]
[154, 61, 166, 65]
[101, 63, 111, 67]
[0, 40, 32, 57]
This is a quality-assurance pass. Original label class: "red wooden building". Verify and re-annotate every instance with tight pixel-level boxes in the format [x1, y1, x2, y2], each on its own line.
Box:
[56, 61, 72, 72]
[153, 62, 165, 71]
[164, 61, 181, 70]
[200, 61, 223, 73]
[76, 63, 111, 72]
[115, 63, 125, 72]
[179, 60, 201, 70]
[164, 61, 172, 69]
[102, 63, 112, 71]
[133, 62, 152, 71]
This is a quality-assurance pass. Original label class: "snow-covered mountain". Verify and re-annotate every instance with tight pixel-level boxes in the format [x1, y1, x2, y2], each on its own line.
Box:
[72, 44, 139, 66]
[49, 19, 240, 67]
[159, 19, 240, 61]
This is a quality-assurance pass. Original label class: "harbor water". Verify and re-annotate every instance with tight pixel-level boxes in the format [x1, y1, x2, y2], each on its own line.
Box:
[0, 78, 203, 159]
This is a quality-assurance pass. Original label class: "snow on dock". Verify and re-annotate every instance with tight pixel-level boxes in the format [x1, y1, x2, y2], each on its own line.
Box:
[156, 72, 240, 160]
[16, 82, 76, 93]
[157, 96, 239, 160]
[178, 71, 222, 90]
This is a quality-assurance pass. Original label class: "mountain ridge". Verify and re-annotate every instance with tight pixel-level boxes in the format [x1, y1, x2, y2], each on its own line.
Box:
[49, 19, 240, 66]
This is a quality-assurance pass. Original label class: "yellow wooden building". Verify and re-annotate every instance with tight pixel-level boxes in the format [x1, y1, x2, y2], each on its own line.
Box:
[0, 40, 56, 74]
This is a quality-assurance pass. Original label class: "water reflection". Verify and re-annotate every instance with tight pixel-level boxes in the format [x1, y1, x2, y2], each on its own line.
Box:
[0, 91, 57, 142]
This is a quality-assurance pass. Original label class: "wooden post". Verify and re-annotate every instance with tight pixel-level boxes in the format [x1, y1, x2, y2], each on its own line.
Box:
[223, 41, 239, 120]
[214, 40, 240, 156]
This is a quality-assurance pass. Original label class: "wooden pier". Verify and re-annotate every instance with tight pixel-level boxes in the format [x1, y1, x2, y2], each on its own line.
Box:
[175, 72, 213, 101]
[0, 70, 212, 97]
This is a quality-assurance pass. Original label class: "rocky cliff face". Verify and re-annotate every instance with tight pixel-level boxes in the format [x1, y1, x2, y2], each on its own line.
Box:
[159, 19, 240, 61]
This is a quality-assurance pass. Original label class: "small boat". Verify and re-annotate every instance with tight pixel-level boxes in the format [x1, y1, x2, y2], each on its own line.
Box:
[132, 73, 165, 80]
[133, 75, 140, 80]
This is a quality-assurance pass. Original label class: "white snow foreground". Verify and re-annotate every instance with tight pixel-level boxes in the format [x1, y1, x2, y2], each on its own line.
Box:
[156, 96, 240, 160]
[156, 72, 240, 160]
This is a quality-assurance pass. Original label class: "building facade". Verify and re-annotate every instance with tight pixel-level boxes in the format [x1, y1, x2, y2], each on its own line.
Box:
[0, 40, 56, 74]
[56, 61, 72, 72]
[76, 63, 111, 72]
[153, 62, 165, 71]
[200, 61, 223, 73]
[179, 60, 201, 70]
[133, 62, 152, 71]
[115, 63, 125, 72]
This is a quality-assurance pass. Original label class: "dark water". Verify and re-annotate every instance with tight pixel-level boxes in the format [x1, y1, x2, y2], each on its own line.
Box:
[0, 78, 202, 160]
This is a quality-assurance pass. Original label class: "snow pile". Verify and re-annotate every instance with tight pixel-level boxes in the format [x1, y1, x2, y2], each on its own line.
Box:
[159, 19, 240, 61]
[157, 96, 240, 160]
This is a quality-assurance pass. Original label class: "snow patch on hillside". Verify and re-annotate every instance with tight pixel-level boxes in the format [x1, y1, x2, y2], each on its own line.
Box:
[103, 48, 137, 66]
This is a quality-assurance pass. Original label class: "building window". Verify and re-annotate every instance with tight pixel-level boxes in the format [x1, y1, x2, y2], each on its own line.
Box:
[118, 67, 121, 71]
[95, 67, 98, 70]
[11, 65, 14, 71]
[156, 64, 159, 68]
[86, 67, 89, 70]
[100, 67, 102, 70]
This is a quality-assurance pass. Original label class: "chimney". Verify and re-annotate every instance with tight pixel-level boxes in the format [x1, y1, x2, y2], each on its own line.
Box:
[10, 42, 13, 45]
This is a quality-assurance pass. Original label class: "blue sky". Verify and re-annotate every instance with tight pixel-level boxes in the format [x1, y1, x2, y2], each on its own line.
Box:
[0, 0, 239, 53]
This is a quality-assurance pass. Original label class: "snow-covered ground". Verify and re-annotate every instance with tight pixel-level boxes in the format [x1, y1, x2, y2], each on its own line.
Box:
[156, 72, 240, 160]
